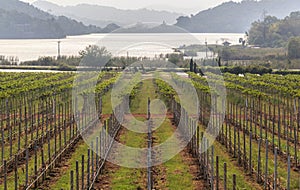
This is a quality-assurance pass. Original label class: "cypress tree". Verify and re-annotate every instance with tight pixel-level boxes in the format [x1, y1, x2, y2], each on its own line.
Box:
[218, 57, 222, 67]
[190, 58, 194, 72]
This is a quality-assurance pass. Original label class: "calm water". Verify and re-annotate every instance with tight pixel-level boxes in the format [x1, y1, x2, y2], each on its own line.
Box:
[0, 33, 244, 62]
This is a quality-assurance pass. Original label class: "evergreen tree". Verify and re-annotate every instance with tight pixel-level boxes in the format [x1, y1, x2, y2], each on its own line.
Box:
[190, 58, 194, 72]
[193, 62, 197, 73]
[218, 56, 222, 67]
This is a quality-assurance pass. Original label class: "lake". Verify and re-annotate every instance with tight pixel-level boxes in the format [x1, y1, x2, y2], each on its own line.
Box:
[0, 33, 244, 62]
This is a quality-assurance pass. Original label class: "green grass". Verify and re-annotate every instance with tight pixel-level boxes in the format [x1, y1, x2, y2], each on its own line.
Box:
[214, 139, 262, 190]
[110, 123, 147, 189]
[49, 141, 88, 190]
[154, 119, 194, 189]
[101, 89, 113, 115]
[109, 78, 195, 189]
[198, 124, 263, 190]
[109, 79, 153, 189]
[224, 122, 300, 189]
[130, 80, 155, 114]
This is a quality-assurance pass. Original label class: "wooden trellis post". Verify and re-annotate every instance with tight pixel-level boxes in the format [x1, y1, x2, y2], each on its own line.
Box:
[81, 155, 85, 190]
[249, 132, 252, 174]
[224, 162, 227, 190]
[211, 146, 214, 190]
[87, 149, 90, 188]
[257, 139, 261, 183]
[233, 174, 237, 190]
[70, 170, 74, 190]
[76, 161, 79, 190]
[287, 156, 291, 190]
[216, 156, 219, 190]
[4, 160, 7, 190]
[264, 140, 269, 190]
[274, 148, 278, 190]
[14, 155, 18, 190]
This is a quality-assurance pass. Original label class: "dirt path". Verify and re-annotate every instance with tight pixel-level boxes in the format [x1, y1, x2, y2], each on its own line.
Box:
[180, 146, 206, 189]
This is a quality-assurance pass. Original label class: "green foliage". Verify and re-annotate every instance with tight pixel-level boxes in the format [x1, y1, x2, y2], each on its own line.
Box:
[166, 53, 184, 65]
[0, 71, 119, 99]
[22, 57, 58, 66]
[214, 45, 287, 61]
[79, 45, 112, 67]
[221, 65, 272, 75]
[155, 78, 176, 99]
[287, 37, 300, 59]
[220, 47, 232, 61]
[249, 12, 300, 47]
[0, 72, 74, 99]
[273, 70, 300, 75]
[0, 55, 18, 65]
[21, 56, 81, 68]
[109, 56, 139, 68]
[21, 54, 142, 69]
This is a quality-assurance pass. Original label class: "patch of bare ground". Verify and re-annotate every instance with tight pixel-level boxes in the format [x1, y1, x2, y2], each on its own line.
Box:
[180, 147, 207, 190]
[151, 132, 167, 189]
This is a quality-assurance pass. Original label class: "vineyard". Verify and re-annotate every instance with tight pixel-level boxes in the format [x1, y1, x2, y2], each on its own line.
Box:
[0, 71, 299, 190]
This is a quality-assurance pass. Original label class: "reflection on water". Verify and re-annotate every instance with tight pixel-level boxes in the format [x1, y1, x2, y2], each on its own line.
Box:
[0, 33, 243, 62]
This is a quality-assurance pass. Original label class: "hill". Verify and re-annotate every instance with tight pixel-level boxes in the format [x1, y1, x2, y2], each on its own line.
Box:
[32, 0, 182, 27]
[0, 0, 116, 39]
[248, 11, 300, 47]
[175, 0, 300, 33]
[114, 22, 187, 33]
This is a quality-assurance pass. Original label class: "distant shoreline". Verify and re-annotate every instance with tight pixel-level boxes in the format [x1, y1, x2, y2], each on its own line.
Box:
[0, 32, 245, 40]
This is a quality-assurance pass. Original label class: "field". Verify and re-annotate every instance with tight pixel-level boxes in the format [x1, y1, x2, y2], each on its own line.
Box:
[0, 71, 299, 190]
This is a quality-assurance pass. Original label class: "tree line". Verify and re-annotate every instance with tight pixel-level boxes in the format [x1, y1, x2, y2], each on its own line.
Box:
[249, 11, 300, 48]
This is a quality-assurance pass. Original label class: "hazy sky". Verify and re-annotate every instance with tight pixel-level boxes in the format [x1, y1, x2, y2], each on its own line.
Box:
[21, 0, 242, 14]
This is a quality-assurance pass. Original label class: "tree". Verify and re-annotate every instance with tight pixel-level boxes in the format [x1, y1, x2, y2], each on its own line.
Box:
[79, 45, 111, 67]
[167, 53, 183, 65]
[248, 12, 300, 47]
[288, 37, 300, 59]
[199, 67, 204, 76]
[217, 57, 221, 67]
[248, 15, 280, 47]
[190, 58, 194, 72]
[239, 37, 246, 47]
[220, 48, 231, 61]
[193, 62, 197, 73]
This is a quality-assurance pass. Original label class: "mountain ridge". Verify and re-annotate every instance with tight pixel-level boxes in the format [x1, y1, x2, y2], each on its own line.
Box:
[0, 0, 119, 39]
[175, 0, 300, 33]
[32, 0, 182, 27]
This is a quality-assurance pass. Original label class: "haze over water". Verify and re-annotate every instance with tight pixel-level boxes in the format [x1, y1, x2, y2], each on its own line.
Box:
[0, 33, 243, 62]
